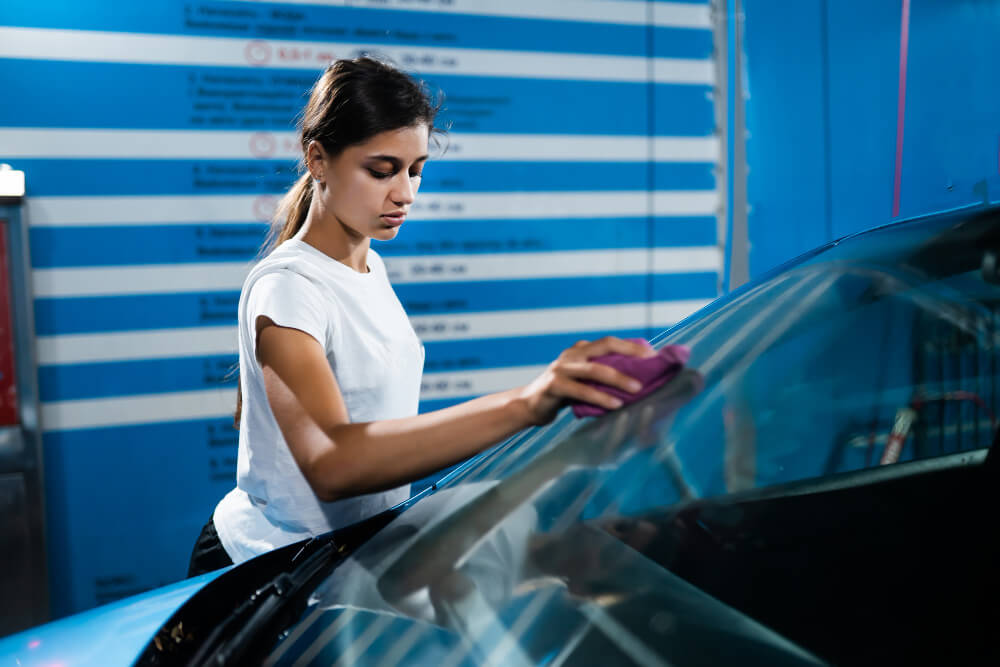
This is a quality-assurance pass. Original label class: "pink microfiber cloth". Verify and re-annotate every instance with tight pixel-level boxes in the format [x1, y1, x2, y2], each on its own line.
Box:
[572, 339, 690, 418]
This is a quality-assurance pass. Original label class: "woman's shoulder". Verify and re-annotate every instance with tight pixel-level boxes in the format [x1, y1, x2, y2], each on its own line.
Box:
[243, 242, 326, 300]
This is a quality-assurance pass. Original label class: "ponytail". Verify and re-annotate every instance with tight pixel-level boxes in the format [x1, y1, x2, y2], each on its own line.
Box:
[264, 172, 313, 255]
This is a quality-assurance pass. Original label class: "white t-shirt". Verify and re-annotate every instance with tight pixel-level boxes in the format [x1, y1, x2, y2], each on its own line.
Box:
[214, 237, 425, 564]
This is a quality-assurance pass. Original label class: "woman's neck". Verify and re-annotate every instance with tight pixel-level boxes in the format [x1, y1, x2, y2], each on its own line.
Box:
[298, 202, 371, 274]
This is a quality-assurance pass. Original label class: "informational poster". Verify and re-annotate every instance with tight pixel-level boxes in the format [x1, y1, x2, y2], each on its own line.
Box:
[0, 0, 721, 615]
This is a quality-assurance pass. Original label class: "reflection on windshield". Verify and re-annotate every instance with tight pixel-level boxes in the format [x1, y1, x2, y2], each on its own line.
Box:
[661, 261, 997, 497]
[266, 212, 1000, 666]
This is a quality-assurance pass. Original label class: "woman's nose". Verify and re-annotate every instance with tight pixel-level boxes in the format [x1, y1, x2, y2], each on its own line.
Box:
[391, 174, 416, 205]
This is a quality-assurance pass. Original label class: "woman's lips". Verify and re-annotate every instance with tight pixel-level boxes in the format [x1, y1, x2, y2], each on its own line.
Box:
[381, 213, 406, 226]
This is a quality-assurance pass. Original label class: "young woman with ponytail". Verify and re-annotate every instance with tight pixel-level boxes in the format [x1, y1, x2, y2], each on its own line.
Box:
[187, 57, 654, 575]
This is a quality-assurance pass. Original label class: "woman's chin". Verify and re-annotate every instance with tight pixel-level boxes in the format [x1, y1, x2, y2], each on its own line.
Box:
[373, 225, 402, 241]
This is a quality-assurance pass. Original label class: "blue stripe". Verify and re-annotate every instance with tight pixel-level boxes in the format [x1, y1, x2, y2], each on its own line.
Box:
[431, 73, 715, 137]
[35, 291, 240, 335]
[423, 328, 651, 372]
[31, 224, 268, 268]
[395, 273, 717, 314]
[652, 24, 713, 58]
[16, 159, 294, 198]
[0, 60, 714, 136]
[34, 273, 718, 335]
[39, 354, 237, 402]
[16, 158, 713, 197]
[37, 328, 651, 402]
[1, 0, 711, 59]
[382, 216, 720, 255]
[31, 217, 717, 268]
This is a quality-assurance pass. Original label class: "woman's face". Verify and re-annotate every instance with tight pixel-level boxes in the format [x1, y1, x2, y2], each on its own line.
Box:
[310, 123, 429, 242]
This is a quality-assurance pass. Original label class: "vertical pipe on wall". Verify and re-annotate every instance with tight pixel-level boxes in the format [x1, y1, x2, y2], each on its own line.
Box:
[891, 0, 912, 218]
[713, 0, 729, 292]
[646, 0, 656, 339]
[719, 0, 749, 292]
[819, 0, 834, 242]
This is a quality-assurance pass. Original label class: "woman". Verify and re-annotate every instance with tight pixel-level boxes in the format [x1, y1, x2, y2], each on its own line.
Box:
[188, 57, 653, 575]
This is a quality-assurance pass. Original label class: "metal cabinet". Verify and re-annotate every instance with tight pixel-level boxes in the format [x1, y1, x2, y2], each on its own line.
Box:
[0, 165, 48, 636]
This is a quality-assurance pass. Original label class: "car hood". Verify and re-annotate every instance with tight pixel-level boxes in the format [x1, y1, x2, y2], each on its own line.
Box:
[0, 569, 225, 666]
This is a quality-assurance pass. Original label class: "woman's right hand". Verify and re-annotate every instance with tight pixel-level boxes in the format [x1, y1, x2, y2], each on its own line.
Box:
[516, 336, 657, 426]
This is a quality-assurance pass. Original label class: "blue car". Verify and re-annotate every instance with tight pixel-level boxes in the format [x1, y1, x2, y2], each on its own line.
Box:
[2, 206, 995, 665]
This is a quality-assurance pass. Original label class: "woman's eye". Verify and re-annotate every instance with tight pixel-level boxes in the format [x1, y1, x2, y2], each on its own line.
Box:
[368, 169, 392, 179]
[410, 171, 423, 179]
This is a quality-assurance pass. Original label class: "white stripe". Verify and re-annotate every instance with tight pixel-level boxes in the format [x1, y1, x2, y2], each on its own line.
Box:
[384, 247, 721, 283]
[0, 26, 714, 85]
[1, 128, 305, 160]
[421, 364, 544, 400]
[651, 299, 711, 325]
[36, 326, 237, 365]
[32, 248, 719, 297]
[237, 0, 711, 29]
[411, 300, 710, 341]
[1, 128, 719, 162]
[36, 299, 710, 366]
[26, 191, 718, 226]
[410, 191, 719, 219]
[32, 262, 251, 298]
[41, 387, 234, 431]
[26, 194, 280, 226]
[652, 1, 713, 29]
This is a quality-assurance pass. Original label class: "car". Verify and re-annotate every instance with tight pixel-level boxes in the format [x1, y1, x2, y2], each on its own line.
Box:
[2, 205, 996, 666]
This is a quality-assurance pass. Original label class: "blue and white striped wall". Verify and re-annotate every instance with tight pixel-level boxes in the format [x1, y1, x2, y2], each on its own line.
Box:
[0, 0, 722, 616]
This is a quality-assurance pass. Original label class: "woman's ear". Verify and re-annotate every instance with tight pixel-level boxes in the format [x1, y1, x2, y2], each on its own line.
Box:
[306, 140, 326, 184]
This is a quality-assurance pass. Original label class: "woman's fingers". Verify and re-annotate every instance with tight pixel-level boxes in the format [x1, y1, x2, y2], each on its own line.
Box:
[569, 336, 656, 361]
[522, 336, 656, 423]
[557, 359, 642, 394]
[549, 374, 624, 410]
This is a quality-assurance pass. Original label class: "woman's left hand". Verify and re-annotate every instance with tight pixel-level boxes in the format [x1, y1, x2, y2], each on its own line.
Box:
[516, 336, 656, 426]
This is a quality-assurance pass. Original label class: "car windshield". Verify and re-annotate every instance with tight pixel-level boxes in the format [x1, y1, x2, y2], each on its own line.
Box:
[263, 207, 999, 666]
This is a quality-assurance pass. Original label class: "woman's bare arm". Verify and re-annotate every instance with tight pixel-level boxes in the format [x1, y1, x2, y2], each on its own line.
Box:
[256, 317, 653, 501]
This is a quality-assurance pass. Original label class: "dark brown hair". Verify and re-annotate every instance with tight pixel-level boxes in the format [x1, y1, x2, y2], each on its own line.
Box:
[234, 57, 440, 426]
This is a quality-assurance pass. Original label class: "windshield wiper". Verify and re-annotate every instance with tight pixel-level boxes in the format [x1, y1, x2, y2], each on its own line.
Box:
[183, 510, 399, 666]
[188, 540, 337, 666]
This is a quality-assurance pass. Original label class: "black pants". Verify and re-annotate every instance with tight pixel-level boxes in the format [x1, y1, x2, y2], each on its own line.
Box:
[187, 515, 234, 577]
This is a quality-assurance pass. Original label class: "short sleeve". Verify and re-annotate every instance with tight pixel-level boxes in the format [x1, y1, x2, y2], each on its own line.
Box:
[247, 270, 333, 352]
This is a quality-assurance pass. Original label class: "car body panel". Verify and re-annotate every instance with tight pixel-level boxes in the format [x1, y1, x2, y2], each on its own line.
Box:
[0, 569, 226, 666]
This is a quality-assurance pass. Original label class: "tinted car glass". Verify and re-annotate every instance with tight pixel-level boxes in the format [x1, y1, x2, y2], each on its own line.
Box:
[263, 208, 998, 666]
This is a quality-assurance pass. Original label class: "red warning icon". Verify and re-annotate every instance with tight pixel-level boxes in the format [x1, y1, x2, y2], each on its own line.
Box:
[244, 40, 272, 66]
[249, 132, 277, 158]
[253, 195, 278, 221]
